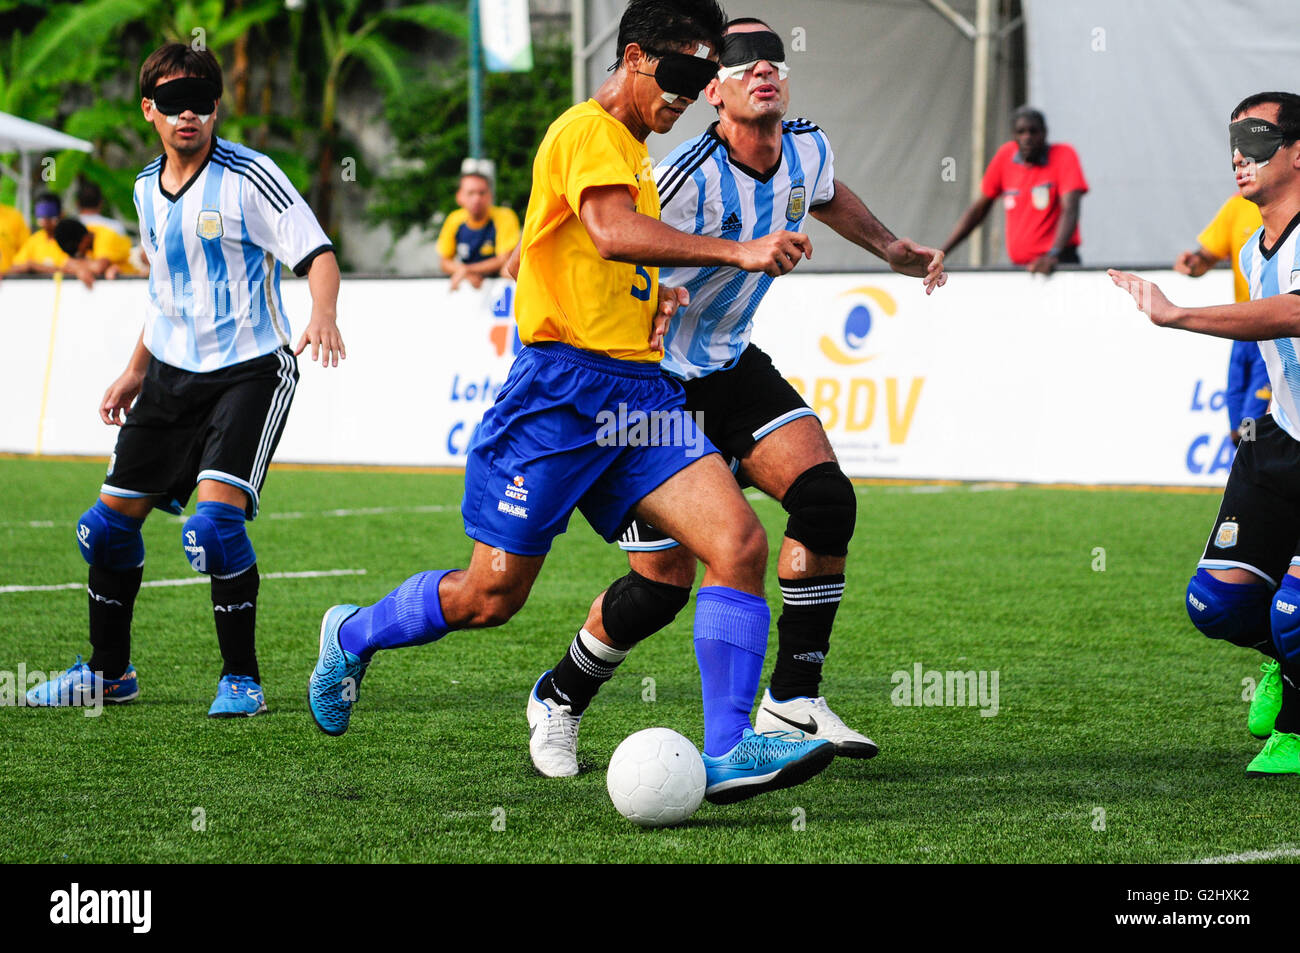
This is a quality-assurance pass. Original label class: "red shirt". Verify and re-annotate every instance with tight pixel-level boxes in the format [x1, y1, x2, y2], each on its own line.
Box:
[981, 141, 1088, 264]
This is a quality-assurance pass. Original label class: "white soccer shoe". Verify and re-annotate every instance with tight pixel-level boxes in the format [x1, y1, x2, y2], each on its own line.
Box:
[754, 688, 879, 759]
[527, 671, 582, 777]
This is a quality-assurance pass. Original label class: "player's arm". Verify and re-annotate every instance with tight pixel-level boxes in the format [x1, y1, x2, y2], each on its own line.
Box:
[942, 194, 996, 256]
[811, 180, 946, 293]
[294, 250, 346, 367]
[1028, 190, 1083, 275]
[101, 329, 151, 425]
[1174, 246, 1220, 277]
[580, 185, 811, 277]
[504, 243, 521, 280]
[1109, 269, 1300, 340]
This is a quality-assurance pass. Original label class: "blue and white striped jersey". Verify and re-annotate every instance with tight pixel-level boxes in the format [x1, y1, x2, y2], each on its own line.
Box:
[1239, 214, 1300, 439]
[133, 137, 332, 373]
[653, 118, 835, 379]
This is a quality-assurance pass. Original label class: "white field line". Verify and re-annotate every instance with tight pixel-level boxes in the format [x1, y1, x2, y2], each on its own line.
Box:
[0, 568, 366, 595]
[0, 504, 451, 530]
[1189, 844, 1300, 864]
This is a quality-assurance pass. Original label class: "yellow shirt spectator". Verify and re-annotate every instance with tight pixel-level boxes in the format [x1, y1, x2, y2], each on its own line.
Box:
[515, 99, 660, 362]
[437, 206, 520, 265]
[12, 229, 68, 269]
[88, 223, 138, 275]
[1197, 194, 1262, 303]
[0, 203, 30, 272]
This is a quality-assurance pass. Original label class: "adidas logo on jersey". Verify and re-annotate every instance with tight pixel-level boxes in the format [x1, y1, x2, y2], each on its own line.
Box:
[721, 212, 742, 235]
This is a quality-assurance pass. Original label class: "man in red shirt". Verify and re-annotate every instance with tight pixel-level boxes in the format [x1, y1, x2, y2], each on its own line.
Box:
[943, 107, 1088, 274]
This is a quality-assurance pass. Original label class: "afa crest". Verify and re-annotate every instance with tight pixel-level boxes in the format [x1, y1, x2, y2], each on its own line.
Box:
[196, 209, 223, 240]
[1215, 521, 1239, 549]
[786, 184, 806, 223]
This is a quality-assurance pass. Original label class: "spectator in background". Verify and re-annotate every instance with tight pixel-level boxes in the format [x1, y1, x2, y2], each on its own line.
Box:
[7, 191, 69, 274]
[942, 106, 1088, 275]
[76, 180, 126, 235]
[1175, 194, 1270, 445]
[53, 218, 135, 286]
[0, 200, 31, 272]
[437, 170, 520, 290]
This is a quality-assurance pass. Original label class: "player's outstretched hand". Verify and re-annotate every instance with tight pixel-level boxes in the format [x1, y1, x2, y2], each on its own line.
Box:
[1107, 269, 1178, 326]
[295, 312, 346, 368]
[100, 370, 143, 426]
[736, 230, 812, 277]
[651, 285, 689, 352]
[885, 238, 947, 294]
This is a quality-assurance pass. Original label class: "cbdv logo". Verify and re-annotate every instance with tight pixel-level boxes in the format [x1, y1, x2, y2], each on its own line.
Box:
[1185, 379, 1236, 476]
[790, 286, 923, 445]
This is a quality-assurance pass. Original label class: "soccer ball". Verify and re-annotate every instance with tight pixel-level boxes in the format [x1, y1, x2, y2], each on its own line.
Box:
[606, 727, 707, 828]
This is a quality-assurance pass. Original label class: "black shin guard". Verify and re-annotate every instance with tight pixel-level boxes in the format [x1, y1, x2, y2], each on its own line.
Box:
[771, 574, 845, 701]
[211, 564, 260, 680]
[87, 565, 144, 680]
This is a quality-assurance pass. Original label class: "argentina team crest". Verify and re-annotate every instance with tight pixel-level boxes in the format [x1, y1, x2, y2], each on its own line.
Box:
[786, 184, 806, 222]
[1215, 521, 1239, 549]
[196, 209, 223, 240]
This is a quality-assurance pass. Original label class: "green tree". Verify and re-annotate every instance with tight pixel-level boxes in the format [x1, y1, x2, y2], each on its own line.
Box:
[370, 39, 572, 242]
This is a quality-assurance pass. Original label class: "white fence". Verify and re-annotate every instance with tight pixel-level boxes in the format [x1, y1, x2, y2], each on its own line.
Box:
[2, 269, 1239, 486]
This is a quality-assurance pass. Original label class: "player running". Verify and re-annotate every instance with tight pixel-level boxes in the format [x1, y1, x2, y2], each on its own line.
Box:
[526, 18, 945, 783]
[309, 0, 838, 803]
[26, 43, 344, 716]
[1110, 91, 1300, 775]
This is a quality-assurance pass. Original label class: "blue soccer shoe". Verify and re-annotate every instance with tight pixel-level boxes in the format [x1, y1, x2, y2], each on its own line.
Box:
[309, 604, 366, 736]
[208, 674, 268, 718]
[25, 656, 139, 707]
[702, 728, 835, 805]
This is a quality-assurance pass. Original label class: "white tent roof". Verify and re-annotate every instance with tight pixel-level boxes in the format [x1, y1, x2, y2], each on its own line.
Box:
[0, 111, 93, 154]
[0, 111, 93, 225]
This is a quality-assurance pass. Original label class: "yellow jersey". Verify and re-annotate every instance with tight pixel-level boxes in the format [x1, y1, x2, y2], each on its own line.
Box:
[88, 223, 137, 275]
[1197, 194, 1262, 303]
[0, 204, 30, 272]
[12, 229, 68, 268]
[515, 99, 660, 362]
[437, 206, 520, 264]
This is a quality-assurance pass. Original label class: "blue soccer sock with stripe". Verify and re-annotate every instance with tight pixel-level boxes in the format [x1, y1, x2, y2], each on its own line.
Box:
[339, 570, 454, 661]
[694, 586, 769, 757]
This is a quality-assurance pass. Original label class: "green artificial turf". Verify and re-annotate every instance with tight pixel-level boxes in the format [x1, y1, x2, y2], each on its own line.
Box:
[1, 458, 1294, 863]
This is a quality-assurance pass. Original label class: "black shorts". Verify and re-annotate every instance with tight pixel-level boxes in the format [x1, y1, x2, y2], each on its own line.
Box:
[1200, 414, 1300, 586]
[101, 348, 299, 519]
[619, 344, 817, 552]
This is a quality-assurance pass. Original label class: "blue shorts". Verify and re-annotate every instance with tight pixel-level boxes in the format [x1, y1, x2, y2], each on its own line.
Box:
[462, 342, 718, 556]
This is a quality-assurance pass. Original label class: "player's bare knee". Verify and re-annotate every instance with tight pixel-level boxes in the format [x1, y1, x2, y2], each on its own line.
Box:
[703, 517, 767, 581]
[782, 462, 856, 558]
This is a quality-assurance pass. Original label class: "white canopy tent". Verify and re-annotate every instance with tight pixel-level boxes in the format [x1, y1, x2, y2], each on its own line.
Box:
[0, 111, 93, 224]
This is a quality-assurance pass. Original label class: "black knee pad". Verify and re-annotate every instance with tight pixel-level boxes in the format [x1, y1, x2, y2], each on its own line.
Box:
[602, 570, 691, 646]
[782, 462, 856, 557]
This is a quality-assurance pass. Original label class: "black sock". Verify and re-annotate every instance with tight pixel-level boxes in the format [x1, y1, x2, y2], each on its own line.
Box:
[542, 629, 629, 715]
[1274, 664, 1300, 734]
[87, 565, 144, 680]
[770, 574, 844, 701]
[212, 565, 259, 681]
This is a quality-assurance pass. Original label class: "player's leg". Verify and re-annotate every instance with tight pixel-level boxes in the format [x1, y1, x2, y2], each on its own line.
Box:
[28, 359, 193, 708]
[633, 453, 835, 803]
[529, 541, 694, 776]
[737, 414, 876, 757]
[1190, 415, 1296, 759]
[186, 349, 299, 717]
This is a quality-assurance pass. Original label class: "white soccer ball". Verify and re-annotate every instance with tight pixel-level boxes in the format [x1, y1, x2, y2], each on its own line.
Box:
[606, 727, 707, 827]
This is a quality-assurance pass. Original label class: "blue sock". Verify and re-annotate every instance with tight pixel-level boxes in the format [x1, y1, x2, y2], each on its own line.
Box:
[339, 570, 454, 661]
[694, 586, 769, 757]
